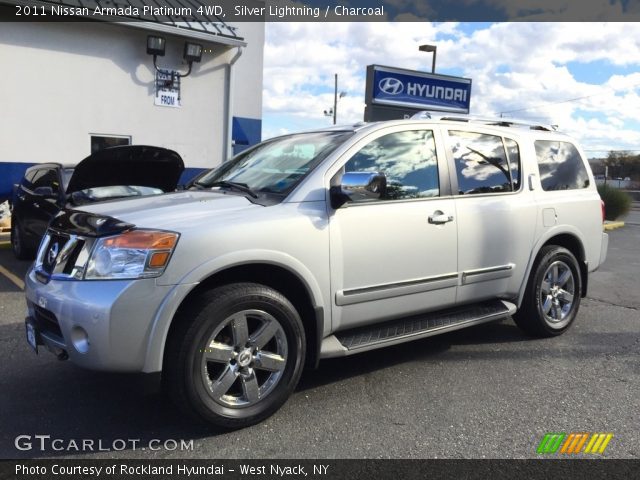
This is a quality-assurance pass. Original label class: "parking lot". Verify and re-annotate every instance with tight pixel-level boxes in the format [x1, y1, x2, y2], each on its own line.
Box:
[0, 223, 638, 459]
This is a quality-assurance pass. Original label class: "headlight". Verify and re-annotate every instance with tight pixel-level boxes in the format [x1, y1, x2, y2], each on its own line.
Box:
[85, 229, 179, 280]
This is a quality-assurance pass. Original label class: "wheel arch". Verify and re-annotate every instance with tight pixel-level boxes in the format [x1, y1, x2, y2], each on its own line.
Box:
[517, 228, 588, 308]
[144, 256, 326, 373]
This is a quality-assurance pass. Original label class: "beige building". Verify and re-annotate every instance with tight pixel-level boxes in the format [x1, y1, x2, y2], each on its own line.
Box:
[0, 1, 264, 200]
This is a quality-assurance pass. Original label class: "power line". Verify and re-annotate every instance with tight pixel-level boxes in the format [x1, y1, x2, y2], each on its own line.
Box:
[584, 149, 640, 153]
[495, 81, 640, 116]
[498, 93, 604, 115]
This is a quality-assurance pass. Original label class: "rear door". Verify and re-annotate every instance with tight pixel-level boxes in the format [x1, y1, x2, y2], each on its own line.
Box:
[328, 126, 458, 332]
[444, 127, 537, 304]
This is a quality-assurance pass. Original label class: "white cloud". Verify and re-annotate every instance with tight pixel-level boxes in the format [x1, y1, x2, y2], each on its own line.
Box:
[262, 22, 640, 152]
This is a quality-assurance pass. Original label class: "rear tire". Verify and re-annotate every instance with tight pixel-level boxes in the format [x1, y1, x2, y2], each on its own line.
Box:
[513, 246, 582, 337]
[163, 283, 306, 429]
[11, 217, 34, 260]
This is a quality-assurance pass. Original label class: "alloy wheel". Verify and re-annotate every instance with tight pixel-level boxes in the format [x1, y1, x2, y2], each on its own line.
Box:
[539, 260, 575, 329]
[200, 309, 288, 408]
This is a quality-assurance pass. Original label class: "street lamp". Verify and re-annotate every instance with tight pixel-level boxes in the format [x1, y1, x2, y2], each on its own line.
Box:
[323, 74, 347, 125]
[419, 44, 437, 73]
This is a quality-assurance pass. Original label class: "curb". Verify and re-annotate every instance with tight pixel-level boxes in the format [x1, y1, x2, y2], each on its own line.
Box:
[603, 221, 625, 231]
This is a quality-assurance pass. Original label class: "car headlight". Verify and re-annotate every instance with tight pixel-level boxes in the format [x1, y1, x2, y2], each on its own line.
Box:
[85, 229, 179, 280]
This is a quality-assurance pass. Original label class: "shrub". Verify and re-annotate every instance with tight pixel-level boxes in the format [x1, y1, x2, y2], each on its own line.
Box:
[597, 184, 632, 221]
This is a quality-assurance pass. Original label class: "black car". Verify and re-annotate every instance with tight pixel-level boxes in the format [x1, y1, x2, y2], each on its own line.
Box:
[10, 145, 184, 259]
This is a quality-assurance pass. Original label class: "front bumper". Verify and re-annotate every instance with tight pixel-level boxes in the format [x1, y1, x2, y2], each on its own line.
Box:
[25, 268, 175, 372]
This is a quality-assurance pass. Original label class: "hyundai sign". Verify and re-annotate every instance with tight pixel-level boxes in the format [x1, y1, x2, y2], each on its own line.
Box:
[365, 65, 472, 119]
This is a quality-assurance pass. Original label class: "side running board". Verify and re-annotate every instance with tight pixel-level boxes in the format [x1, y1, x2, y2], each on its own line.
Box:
[320, 299, 516, 358]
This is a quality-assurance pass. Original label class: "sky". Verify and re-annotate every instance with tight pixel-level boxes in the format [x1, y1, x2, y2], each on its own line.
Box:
[261, 22, 640, 157]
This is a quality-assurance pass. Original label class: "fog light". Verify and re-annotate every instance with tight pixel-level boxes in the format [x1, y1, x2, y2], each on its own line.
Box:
[71, 327, 90, 354]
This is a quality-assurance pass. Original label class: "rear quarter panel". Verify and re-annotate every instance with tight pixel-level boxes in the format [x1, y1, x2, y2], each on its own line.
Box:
[518, 137, 604, 305]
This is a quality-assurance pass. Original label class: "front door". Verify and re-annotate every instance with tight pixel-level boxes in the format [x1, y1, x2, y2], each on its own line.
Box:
[328, 127, 458, 332]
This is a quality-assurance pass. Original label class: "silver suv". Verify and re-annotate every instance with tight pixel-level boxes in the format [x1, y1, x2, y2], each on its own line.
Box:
[24, 115, 608, 428]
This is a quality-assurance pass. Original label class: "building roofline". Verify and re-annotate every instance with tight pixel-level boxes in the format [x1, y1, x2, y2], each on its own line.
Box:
[119, 21, 246, 47]
[1, 0, 246, 47]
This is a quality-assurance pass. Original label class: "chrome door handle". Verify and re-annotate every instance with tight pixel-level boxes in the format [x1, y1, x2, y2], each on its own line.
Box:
[428, 211, 454, 224]
[33, 203, 40, 208]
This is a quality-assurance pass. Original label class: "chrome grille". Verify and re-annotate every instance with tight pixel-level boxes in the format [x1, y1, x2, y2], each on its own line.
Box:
[36, 230, 90, 281]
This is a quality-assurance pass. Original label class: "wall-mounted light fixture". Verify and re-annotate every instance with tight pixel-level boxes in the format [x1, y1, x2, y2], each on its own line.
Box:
[146, 35, 203, 78]
[183, 42, 203, 64]
[146, 35, 166, 57]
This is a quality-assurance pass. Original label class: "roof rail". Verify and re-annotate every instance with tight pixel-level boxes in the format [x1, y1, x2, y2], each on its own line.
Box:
[410, 111, 558, 131]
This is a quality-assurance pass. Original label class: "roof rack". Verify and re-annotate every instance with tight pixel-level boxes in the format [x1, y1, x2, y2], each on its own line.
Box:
[410, 111, 558, 131]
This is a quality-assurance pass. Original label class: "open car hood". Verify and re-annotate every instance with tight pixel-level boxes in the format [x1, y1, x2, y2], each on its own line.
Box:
[65, 145, 185, 194]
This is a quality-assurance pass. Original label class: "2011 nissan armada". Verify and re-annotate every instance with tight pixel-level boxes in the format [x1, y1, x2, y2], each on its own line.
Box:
[24, 115, 608, 428]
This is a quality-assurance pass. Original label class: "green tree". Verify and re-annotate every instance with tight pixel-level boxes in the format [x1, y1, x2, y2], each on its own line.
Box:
[604, 151, 640, 180]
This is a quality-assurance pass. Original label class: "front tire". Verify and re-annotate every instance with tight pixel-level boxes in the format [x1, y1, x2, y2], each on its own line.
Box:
[514, 246, 582, 337]
[163, 283, 306, 429]
[11, 217, 33, 260]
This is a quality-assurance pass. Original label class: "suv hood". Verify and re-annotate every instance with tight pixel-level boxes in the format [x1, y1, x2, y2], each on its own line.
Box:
[65, 145, 184, 194]
[61, 191, 261, 234]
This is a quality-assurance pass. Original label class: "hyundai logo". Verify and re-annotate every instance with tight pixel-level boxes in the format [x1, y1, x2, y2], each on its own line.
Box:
[378, 77, 404, 95]
[47, 242, 59, 265]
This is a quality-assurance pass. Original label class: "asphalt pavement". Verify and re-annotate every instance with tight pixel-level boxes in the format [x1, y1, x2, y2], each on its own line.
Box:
[0, 227, 638, 459]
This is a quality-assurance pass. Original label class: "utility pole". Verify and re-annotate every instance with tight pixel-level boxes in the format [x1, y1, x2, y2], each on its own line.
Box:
[324, 74, 346, 125]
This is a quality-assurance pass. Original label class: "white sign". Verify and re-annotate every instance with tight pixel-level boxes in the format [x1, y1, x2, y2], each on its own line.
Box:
[155, 89, 180, 108]
[154, 70, 181, 108]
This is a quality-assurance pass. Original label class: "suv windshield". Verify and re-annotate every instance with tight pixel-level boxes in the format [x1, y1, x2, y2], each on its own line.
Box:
[194, 131, 353, 197]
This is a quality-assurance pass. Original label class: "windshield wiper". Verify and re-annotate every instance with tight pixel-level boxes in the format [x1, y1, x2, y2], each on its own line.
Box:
[209, 181, 258, 198]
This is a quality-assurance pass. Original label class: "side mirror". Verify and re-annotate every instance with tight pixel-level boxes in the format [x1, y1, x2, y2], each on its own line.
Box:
[33, 186, 56, 198]
[330, 171, 386, 209]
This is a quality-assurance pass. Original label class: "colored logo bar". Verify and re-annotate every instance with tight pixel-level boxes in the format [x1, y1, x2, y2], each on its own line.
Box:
[537, 433, 613, 455]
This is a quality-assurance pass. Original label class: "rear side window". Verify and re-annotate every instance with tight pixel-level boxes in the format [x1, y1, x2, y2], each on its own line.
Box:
[21, 170, 37, 187]
[535, 140, 589, 191]
[31, 168, 60, 194]
[449, 131, 514, 195]
[504, 138, 521, 190]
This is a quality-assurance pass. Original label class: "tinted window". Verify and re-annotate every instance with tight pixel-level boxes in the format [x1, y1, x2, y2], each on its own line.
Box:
[90, 135, 130, 154]
[449, 131, 512, 194]
[504, 138, 521, 190]
[31, 168, 60, 194]
[343, 130, 439, 201]
[535, 140, 589, 191]
[197, 131, 353, 195]
[21, 170, 37, 187]
[61, 168, 74, 191]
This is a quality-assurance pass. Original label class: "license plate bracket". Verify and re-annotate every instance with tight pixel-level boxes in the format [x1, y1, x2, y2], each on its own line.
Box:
[25, 319, 39, 354]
